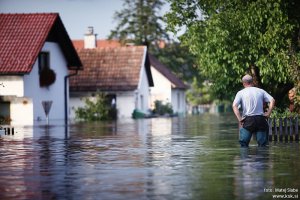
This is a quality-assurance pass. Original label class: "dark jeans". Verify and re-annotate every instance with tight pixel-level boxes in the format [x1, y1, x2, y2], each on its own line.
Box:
[239, 115, 268, 147]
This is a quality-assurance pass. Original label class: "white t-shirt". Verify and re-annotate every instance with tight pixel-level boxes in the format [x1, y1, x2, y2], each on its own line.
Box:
[233, 87, 274, 117]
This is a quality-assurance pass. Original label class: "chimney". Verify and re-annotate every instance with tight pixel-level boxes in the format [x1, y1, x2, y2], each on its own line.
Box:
[84, 26, 97, 49]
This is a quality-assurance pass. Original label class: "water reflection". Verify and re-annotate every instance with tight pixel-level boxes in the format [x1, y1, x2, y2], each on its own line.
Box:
[234, 147, 273, 200]
[0, 114, 299, 200]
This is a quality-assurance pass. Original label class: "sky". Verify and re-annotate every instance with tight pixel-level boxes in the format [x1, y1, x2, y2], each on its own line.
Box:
[0, 0, 131, 40]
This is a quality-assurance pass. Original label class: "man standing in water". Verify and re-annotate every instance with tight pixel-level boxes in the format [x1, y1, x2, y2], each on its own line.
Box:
[232, 74, 275, 147]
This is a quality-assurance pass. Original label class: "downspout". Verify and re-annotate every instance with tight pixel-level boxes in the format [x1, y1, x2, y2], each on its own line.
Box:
[64, 70, 78, 125]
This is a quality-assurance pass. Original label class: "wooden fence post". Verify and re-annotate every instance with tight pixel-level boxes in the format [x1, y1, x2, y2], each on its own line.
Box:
[274, 118, 278, 142]
[268, 118, 272, 141]
[267, 116, 299, 143]
[295, 116, 299, 141]
[289, 117, 294, 142]
[284, 118, 288, 142]
[279, 118, 283, 141]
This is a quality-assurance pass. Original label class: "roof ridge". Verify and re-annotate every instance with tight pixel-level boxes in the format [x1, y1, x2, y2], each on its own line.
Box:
[0, 13, 59, 15]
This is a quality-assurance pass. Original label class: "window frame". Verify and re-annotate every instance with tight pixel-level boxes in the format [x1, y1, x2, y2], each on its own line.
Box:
[38, 52, 50, 74]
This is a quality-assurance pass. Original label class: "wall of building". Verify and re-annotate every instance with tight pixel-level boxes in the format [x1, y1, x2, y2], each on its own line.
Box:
[0, 76, 24, 97]
[24, 42, 68, 123]
[136, 55, 151, 114]
[0, 42, 68, 125]
[10, 97, 33, 125]
[171, 89, 186, 115]
[149, 66, 172, 109]
[69, 91, 136, 119]
[116, 91, 135, 118]
[150, 66, 186, 115]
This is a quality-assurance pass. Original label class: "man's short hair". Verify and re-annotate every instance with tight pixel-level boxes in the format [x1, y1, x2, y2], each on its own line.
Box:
[242, 74, 253, 83]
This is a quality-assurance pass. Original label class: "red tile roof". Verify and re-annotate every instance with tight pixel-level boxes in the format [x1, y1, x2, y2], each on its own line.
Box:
[70, 46, 153, 91]
[72, 39, 122, 49]
[0, 13, 82, 74]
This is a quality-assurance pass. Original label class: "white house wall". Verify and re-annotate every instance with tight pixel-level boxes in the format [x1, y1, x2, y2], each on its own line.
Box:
[149, 66, 172, 108]
[10, 98, 33, 125]
[0, 76, 24, 96]
[69, 95, 86, 119]
[150, 66, 186, 115]
[117, 92, 135, 118]
[137, 61, 150, 114]
[24, 42, 68, 123]
[171, 89, 186, 115]
[69, 91, 136, 119]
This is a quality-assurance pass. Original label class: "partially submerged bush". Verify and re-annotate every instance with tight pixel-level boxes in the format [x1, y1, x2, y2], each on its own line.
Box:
[152, 100, 173, 115]
[75, 93, 115, 121]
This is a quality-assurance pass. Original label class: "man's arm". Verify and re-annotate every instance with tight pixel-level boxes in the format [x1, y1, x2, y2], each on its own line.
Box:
[264, 98, 275, 118]
[232, 103, 242, 122]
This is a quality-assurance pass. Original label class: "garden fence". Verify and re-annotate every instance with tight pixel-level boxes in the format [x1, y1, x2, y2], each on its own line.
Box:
[268, 116, 299, 142]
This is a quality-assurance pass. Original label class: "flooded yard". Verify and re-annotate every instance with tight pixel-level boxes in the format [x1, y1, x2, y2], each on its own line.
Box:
[0, 114, 299, 200]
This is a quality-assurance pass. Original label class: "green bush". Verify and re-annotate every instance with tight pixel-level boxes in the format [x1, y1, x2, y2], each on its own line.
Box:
[270, 107, 298, 119]
[75, 93, 113, 121]
[153, 100, 173, 115]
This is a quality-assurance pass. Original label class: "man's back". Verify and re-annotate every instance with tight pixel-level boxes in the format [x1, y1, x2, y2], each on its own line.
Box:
[234, 86, 272, 117]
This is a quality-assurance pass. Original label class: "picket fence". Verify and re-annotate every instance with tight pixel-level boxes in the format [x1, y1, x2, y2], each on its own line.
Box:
[268, 116, 299, 142]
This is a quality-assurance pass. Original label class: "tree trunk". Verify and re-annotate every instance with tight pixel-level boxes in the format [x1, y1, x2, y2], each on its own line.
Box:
[248, 64, 262, 88]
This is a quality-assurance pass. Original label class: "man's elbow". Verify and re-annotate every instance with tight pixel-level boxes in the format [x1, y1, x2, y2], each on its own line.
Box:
[270, 98, 275, 108]
[232, 103, 238, 111]
[271, 98, 275, 105]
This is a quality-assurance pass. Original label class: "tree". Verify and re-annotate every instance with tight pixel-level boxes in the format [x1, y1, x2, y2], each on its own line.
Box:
[109, 0, 205, 103]
[166, 0, 300, 107]
[109, 0, 169, 49]
[151, 41, 200, 82]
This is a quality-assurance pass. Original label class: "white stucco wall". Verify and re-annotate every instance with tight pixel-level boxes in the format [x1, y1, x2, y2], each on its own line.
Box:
[0, 42, 69, 125]
[149, 66, 172, 108]
[150, 66, 186, 114]
[69, 95, 86, 119]
[116, 92, 135, 118]
[136, 56, 150, 114]
[171, 89, 186, 115]
[23, 42, 68, 123]
[69, 91, 136, 119]
[0, 76, 24, 96]
[10, 98, 34, 125]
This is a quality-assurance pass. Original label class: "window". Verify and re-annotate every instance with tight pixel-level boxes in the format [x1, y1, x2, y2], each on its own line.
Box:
[38, 52, 56, 87]
[38, 52, 50, 74]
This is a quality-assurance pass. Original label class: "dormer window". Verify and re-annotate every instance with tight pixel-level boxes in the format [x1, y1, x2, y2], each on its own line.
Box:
[38, 52, 50, 74]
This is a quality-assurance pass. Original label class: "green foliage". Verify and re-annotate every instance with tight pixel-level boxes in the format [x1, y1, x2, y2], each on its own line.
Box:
[270, 107, 298, 119]
[153, 100, 173, 115]
[186, 77, 213, 105]
[152, 41, 201, 83]
[109, 0, 169, 48]
[166, 0, 300, 103]
[109, 0, 202, 107]
[75, 93, 112, 121]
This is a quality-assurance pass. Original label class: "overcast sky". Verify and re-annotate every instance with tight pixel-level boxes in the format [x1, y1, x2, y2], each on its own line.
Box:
[0, 0, 128, 39]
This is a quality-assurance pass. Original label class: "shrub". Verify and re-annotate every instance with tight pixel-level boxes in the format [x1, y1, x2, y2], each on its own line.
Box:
[153, 100, 173, 115]
[75, 93, 114, 121]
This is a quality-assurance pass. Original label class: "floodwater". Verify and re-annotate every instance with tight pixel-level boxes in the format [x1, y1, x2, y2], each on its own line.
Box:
[0, 114, 299, 200]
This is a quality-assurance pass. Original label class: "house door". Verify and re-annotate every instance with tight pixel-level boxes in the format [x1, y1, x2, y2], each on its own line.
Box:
[106, 94, 117, 119]
[0, 102, 10, 124]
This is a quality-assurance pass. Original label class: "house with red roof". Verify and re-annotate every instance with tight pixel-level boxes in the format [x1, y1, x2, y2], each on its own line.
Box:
[0, 13, 82, 125]
[70, 27, 187, 118]
[148, 55, 188, 115]
[69, 28, 153, 118]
